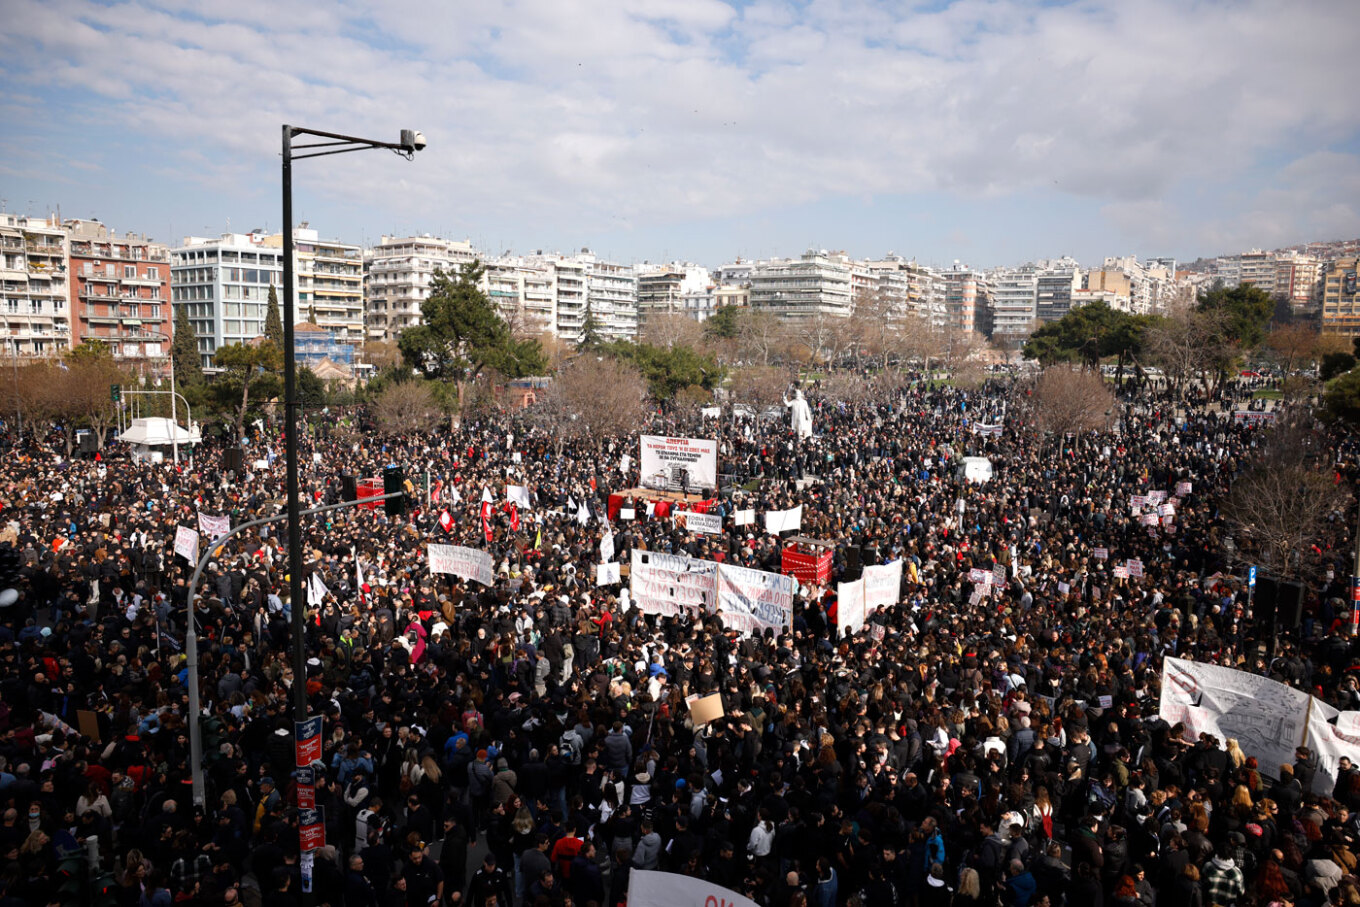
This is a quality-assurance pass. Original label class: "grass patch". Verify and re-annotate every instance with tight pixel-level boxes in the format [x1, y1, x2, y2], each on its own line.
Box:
[1253, 389, 1283, 400]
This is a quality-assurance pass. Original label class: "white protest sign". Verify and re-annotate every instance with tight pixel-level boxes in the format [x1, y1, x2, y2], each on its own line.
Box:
[600, 530, 615, 564]
[506, 485, 532, 508]
[427, 544, 495, 586]
[639, 435, 718, 491]
[1094, 547, 1109, 560]
[597, 562, 621, 586]
[734, 509, 755, 527]
[629, 870, 760, 907]
[197, 512, 230, 544]
[764, 505, 802, 535]
[862, 561, 903, 612]
[683, 512, 723, 535]
[629, 549, 717, 618]
[838, 579, 866, 635]
[1176, 481, 1192, 496]
[1113, 565, 1129, 579]
[716, 561, 795, 636]
[1125, 558, 1144, 577]
[968, 568, 992, 584]
[620, 507, 636, 520]
[174, 525, 199, 563]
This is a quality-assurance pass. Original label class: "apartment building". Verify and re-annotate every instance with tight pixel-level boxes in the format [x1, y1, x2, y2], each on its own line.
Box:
[941, 264, 984, 336]
[0, 214, 70, 357]
[65, 219, 171, 366]
[636, 263, 712, 325]
[585, 253, 638, 341]
[171, 232, 283, 367]
[262, 226, 364, 345]
[749, 251, 852, 318]
[364, 235, 477, 342]
[1321, 258, 1360, 336]
[484, 257, 556, 337]
[988, 265, 1040, 340]
[1274, 252, 1323, 316]
[1035, 258, 1082, 326]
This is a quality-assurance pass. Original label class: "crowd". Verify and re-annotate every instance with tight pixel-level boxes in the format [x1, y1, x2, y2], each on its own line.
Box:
[0, 370, 1356, 907]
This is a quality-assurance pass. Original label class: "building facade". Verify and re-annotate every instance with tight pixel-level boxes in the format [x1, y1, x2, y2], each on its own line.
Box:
[941, 264, 983, 336]
[0, 214, 70, 357]
[265, 226, 364, 345]
[1035, 258, 1081, 326]
[172, 232, 283, 367]
[484, 257, 557, 337]
[65, 219, 171, 366]
[1321, 258, 1360, 336]
[364, 235, 477, 343]
[636, 264, 712, 325]
[749, 251, 852, 318]
[584, 254, 638, 341]
[988, 265, 1039, 340]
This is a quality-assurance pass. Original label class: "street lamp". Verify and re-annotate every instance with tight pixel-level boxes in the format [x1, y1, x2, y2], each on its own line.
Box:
[278, 126, 422, 878]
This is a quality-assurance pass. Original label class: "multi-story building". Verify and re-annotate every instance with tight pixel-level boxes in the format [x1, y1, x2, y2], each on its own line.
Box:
[988, 264, 1039, 340]
[714, 284, 750, 310]
[1320, 258, 1360, 336]
[172, 232, 283, 367]
[65, 219, 171, 367]
[364, 235, 477, 342]
[263, 226, 364, 345]
[1237, 250, 1276, 294]
[859, 255, 947, 327]
[484, 257, 556, 337]
[1035, 258, 1082, 326]
[749, 251, 852, 318]
[1274, 252, 1323, 317]
[0, 214, 70, 357]
[636, 263, 712, 325]
[584, 253, 638, 341]
[941, 264, 984, 336]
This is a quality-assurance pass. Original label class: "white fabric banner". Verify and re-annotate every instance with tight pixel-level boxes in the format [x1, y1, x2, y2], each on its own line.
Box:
[428, 544, 495, 586]
[505, 485, 532, 509]
[683, 512, 723, 535]
[307, 572, 329, 607]
[600, 530, 615, 564]
[597, 562, 621, 586]
[764, 505, 802, 535]
[197, 512, 230, 544]
[629, 871, 760, 907]
[734, 509, 755, 527]
[862, 560, 903, 612]
[173, 525, 199, 563]
[629, 549, 717, 618]
[639, 435, 718, 491]
[838, 579, 866, 635]
[716, 561, 794, 636]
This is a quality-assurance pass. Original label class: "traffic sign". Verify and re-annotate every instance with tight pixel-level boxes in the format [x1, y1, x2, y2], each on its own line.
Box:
[1248, 566, 1257, 588]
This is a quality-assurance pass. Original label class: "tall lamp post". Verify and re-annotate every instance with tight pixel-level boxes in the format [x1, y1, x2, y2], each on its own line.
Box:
[139, 328, 180, 464]
[280, 126, 423, 885]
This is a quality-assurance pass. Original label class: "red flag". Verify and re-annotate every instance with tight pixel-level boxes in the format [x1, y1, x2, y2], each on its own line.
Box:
[439, 510, 453, 533]
[481, 501, 493, 542]
[505, 502, 520, 532]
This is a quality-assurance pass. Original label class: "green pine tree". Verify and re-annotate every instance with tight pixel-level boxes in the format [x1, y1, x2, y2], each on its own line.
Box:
[264, 285, 283, 347]
[172, 305, 204, 385]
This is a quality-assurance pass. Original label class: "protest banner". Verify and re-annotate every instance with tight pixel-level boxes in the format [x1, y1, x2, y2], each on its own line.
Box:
[639, 435, 718, 491]
[597, 562, 621, 586]
[764, 505, 802, 535]
[862, 561, 903, 612]
[716, 562, 794, 636]
[687, 693, 725, 726]
[197, 512, 230, 543]
[629, 871, 759, 907]
[1113, 565, 1129, 579]
[838, 579, 866, 634]
[682, 512, 723, 535]
[600, 530, 615, 563]
[427, 544, 495, 586]
[1176, 481, 1192, 496]
[629, 550, 717, 618]
[174, 525, 199, 564]
[734, 509, 755, 527]
[1094, 547, 1108, 560]
[505, 485, 532, 508]
[968, 568, 992, 584]
[1125, 558, 1144, 577]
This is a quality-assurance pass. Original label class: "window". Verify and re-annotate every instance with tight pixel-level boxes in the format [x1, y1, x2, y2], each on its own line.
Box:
[124, 265, 137, 278]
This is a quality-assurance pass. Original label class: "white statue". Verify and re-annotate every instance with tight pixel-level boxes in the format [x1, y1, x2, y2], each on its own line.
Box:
[784, 387, 813, 441]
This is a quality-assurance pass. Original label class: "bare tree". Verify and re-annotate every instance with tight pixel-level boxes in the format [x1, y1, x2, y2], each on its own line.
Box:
[1029, 366, 1115, 456]
[1145, 310, 1224, 397]
[799, 312, 855, 367]
[641, 312, 704, 350]
[372, 380, 443, 434]
[1265, 323, 1320, 374]
[738, 310, 790, 367]
[529, 354, 648, 453]
[818, 371, 874, 408]
[1224, 411, 1345, 578]
[729, 366, 792, 407]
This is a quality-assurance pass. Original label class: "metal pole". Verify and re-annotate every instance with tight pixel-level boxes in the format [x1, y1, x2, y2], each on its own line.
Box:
[169, 338, 179, 465]
[282, 125, 307, 727]
[186, 490, 402, 807]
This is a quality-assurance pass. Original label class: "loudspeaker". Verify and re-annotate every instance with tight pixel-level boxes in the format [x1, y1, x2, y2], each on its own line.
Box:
[846, 546, 861, 571]
[1254, 575, 1279, 630]
[223, 448, 244, 472]
[341, 474, 358, 502]
[1277, 580, 1305, 629]
[383, 465, 406, 516]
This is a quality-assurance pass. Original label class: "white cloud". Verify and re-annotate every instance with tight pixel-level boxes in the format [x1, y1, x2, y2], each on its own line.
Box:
[0, 0, 1356, 259]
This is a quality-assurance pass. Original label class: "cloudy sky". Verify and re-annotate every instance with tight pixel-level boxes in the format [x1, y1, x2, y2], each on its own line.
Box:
[2, 0, 1357, 269]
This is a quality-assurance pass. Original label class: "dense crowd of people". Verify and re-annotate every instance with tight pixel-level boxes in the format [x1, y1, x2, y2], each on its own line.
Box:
[0, 370, 1357, 907]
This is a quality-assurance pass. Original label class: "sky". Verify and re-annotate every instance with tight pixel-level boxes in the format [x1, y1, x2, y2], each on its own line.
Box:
[1, 0, 1358, 270]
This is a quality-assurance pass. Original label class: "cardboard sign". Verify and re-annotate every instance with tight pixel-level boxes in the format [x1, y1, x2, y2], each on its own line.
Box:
[1113, 565, 1129, 579]
[597, 562, 621, 586]
[1098, 695, 1114, 709]
[687, 693, 725, 726]
[1176, 481, 1192, 496]
[77, 709, 101, 742]
[173, 525, 199, 564]
[620, 508, 636, 520]
[1125, 559, 1144, 578]
[764, 506, 803, 535]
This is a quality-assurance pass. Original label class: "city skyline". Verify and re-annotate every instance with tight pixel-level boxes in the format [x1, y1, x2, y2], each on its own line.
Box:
[2, 0, 1358, 269]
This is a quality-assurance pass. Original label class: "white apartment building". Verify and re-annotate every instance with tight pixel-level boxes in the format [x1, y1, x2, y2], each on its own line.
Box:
[1275, 252, 1323, 316]
[988, 265, 1040, 339]
[264, 226, 364, 345]
[585, 253, 638, 341]
[364, 235, 477, 342]
[749, 251, 852, 318]
[941, 264, 984, 336]
[0, 214, 70, 357]
[636, 263, 712, 325]
[171, 232, 283, 366]
[484, 257, 556, 336]
[860, 255, 947, 327]
[1035, 257, 1082, 326]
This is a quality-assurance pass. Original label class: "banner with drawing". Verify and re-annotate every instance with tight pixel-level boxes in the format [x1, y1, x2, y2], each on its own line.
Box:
[716, 561, 795, 636]
[639, 435, 718, 491]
